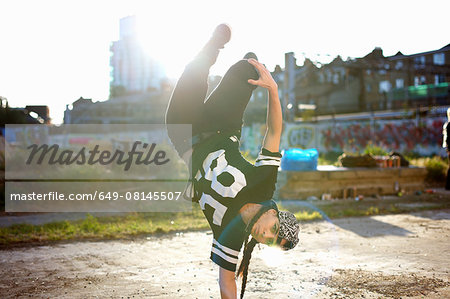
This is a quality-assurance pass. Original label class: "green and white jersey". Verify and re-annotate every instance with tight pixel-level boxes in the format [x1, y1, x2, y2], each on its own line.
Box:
[192, 134, 282, 271]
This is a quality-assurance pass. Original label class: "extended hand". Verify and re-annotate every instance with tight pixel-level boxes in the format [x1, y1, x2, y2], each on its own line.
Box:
[247, 58, 278, 92]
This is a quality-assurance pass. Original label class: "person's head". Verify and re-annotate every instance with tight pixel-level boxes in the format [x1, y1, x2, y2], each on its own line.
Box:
[237, 202, 300, 298]
[447, 107, 450, 120]
[250, 204, 300, 250]
[250, 208, 279, 245]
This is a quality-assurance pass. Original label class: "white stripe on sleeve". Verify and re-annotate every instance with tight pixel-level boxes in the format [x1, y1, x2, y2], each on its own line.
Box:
[211, 247, 239, 264]
[212, 239, 240, 257]
[255, 159, 281, 167]
[256, 154, 281, 162]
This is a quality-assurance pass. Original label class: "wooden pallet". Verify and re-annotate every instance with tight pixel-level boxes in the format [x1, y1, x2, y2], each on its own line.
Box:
[275, 167, 427, 199]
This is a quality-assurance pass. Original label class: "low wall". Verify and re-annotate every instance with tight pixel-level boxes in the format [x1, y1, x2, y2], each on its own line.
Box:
[275, 167, 427, 199]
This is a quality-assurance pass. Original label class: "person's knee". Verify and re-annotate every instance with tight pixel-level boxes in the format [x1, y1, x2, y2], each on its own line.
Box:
[228, 59, 259, 81]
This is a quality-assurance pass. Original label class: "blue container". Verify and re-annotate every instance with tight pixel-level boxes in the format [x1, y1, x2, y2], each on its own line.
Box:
[281, 148, 318, 171]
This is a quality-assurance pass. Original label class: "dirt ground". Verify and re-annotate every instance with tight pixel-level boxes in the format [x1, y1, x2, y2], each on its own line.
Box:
[0, 209, 449, 299]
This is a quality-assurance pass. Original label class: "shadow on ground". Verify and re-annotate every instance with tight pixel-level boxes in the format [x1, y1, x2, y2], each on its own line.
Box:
[332, 216, 413, 237]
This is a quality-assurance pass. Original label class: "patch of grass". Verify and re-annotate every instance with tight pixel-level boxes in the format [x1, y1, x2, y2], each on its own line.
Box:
[318, 152, 342, 166]
[362, 143, 389, 156]
[410, 156, 448, 168]
[388, 204, 399, 213]
[403, 151, 422, 160]
[424, 156, 447, 182]
[0, 207, 209, 246]
[294, 210, 323, 221]
[81, 214, 101, 233]
[410, 156, 448, 184]
[365, 206, 380, 216]
[341, 209, 361, 218]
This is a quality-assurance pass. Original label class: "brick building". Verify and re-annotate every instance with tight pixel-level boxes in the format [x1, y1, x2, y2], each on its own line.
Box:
[276, 43, 450, 119]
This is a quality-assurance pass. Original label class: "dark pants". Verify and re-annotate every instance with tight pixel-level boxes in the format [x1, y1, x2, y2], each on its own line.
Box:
[165, 50, 259, 156]
[446, 152, 450, 190]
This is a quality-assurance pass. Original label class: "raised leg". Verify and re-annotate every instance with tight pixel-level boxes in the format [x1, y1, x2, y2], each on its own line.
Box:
[201, 58, 259, 136]
[165, 24, 231, 155]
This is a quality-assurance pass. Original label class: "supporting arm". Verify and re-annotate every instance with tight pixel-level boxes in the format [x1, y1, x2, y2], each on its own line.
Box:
[219, 267, 237, 299]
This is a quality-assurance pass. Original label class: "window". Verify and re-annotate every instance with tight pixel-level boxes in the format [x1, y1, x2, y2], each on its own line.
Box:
[414, 56, 426, 69]
[395, 61, 404, 70]
[414, 56, 425, 65]
[435, 74, 446, 84]
[420, 75, 426, 85]
[379, 80, 392, 93]
[333, 74, 339, 84]
[326, 71, 332, 82]
[396, 79, 404, 88]
[433, 53, 445, 65]
[318, 73, 324, 83]
[414, 76, 426, 86]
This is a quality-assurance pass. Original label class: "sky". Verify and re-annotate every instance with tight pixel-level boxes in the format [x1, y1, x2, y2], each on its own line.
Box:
[1, 0, 449, 124]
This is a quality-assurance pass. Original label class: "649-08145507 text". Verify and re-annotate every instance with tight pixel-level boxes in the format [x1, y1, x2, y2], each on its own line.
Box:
[9, 191, 182, 201]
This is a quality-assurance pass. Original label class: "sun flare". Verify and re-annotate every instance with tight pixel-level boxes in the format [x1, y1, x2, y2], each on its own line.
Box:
[259, 246, 286, 267]
[135, 14, 212, 79]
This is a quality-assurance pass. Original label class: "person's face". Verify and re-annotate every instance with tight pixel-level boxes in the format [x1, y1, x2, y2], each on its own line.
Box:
[251, 209, 280, 245]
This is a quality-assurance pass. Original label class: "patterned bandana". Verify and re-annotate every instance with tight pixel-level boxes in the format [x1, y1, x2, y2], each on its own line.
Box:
[277, 211, 300, 250]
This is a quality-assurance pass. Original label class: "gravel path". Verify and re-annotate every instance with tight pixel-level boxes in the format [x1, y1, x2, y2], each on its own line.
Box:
[0, 210, 449, 298]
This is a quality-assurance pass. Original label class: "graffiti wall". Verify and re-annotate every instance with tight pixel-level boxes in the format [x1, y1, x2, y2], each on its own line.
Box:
[240, 116, 447, 157]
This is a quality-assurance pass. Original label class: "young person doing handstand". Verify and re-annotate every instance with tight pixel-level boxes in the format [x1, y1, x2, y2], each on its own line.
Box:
[165, 24, 300, 299]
